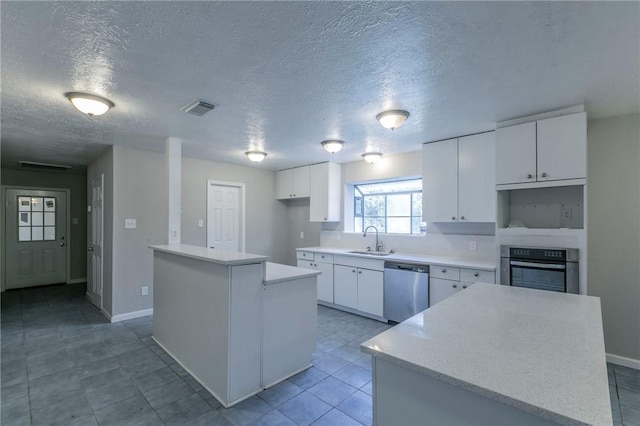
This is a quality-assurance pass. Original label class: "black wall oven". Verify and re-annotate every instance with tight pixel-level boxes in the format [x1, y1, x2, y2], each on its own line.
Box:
[500, 246, 579, 294]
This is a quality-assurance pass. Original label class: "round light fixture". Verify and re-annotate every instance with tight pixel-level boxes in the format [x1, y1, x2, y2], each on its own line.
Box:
[376, 110, 410, 130]
[65, 92, 114, 116]
[321, 140, 345, 154]
[245, 151, 268, 163]
[362, 152, 383, 164]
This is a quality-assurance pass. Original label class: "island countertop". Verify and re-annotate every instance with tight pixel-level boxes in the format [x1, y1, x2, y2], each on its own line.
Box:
[150, 244, 268, 265]
[264, 262, 321, 285]
[361, 283, 611, 426]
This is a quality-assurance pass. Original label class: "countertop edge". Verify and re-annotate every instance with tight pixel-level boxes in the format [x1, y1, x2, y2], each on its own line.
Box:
[150, 244, 269, 265]
[264, 262, 321, 285]
[360, 345, 585, 426]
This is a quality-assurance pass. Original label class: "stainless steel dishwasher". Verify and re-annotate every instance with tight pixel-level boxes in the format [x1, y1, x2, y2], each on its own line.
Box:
[383, 262, 429, 323]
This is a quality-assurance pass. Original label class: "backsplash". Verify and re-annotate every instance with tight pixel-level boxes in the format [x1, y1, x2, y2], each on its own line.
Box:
[319, 231, 496, 262]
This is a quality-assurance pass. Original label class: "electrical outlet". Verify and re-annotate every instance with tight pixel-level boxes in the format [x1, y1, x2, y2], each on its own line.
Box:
[141, 286, 149, 296]
[469, 240, 477, 251]
[562, 208, 573, 221]
[125, 219, 136, 229]
[300, 232, 304, 239]
[198, 219, 204, 228]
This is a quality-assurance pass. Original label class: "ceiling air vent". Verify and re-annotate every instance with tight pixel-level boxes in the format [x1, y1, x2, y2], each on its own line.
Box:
[18, 161, 72, 171]
[181, 99, 215, 116]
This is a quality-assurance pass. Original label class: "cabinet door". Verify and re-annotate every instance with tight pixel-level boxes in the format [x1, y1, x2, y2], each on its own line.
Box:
[356, 269, 383, 317]
[309, 162, 341, 222]
[293, 166, 310, 198]
[277, 169, 293, 199]
[429, 278, 459, 307]
[536, 112, 586, 182]
[296, 259, 315, 269]
[495, 122, 536, 185]
[458, 132, 496, 222]
[315, 261, 334, 303]
[422, 138, 458, 222]
[334, 265, 358, 309]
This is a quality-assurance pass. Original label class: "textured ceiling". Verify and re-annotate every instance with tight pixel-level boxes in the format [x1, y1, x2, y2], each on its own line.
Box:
[2, 1, 639, 171]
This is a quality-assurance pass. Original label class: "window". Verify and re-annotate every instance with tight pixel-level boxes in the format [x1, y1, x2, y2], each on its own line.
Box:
[353, 179, 424, 234]
[18, 196, 56, 241]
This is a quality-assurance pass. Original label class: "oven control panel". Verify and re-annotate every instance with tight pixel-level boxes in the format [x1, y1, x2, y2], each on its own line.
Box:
[509, 247, 566, 262]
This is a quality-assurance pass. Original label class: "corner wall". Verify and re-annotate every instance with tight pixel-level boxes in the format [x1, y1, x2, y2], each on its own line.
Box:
[587, 113, 640, 363]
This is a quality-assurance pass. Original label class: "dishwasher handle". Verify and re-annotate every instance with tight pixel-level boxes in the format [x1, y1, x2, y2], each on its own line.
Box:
[384, 262, 429, 273]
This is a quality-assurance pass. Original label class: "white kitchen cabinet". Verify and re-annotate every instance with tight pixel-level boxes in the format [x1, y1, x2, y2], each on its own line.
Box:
[356, 268, 384, 317]
[496, 112, 586, 185]
[309, 162, 341, 222]
[277, 166, 310, 199]
[334, 264, 358, 309]
[423, 132, 495, 222]
[429, 266, 495, 307]
[297, 256, 334, 304]
[429, 277, 460, 306]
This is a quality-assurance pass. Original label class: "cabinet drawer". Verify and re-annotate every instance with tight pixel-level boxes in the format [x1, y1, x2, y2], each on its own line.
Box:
[296, 251, 315, 261]
[430, 266, 460, 281]
[334, 255, 384, 272]
[460, 269, 495, 283]
[315, 253, 334, 264]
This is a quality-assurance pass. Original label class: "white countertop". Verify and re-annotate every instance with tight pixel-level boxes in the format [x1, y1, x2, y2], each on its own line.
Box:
[150, 244, 268, 265]
[361, 283, 611, 426]
[264, 261, 321, 285]
[297, 246, 495, 270]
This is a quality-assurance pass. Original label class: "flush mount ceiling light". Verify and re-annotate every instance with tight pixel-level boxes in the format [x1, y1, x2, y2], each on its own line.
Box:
[65, 92, 114, 117]
[245, 151, 268, 163]
[321, 140, 345, 154]
[362, 152, 383, 164]
[376, 110, 410, 130]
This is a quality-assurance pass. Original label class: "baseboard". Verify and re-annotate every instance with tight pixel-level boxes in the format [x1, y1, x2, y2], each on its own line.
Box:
[110, 308, 154, 323]
[68, 278, 87, 284]
[607, 353, 640, 370]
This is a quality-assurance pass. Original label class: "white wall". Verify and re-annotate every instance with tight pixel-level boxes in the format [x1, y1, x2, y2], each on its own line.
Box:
[587, 113, 640, 362]
[87, 148, 114, 315]
[181, 156, 290, 264]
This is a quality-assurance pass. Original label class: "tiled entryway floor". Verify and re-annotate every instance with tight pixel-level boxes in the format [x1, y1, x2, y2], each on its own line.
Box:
[1, 283, 639, 425]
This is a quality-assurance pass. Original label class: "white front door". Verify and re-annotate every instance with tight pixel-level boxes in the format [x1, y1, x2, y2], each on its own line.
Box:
[207, 181, 244, 252]
[5, 188, 68, 289]
[88, 175, 104, 309]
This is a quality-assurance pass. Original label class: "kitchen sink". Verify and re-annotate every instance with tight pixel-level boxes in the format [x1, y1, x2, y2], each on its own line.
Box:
[348, 250, 391, 256]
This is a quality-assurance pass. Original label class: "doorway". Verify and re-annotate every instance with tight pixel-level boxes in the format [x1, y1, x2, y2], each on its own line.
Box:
[87, 175, 104, 309]
[206, 180, 245, 252]
[4, 188, 69, 289]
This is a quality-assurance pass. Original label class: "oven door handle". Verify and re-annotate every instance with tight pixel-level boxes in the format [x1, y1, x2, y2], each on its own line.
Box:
[510, 260, 566, 270]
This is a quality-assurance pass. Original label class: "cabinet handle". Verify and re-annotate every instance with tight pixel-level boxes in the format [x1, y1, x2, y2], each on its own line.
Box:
[460, 216, 465, 220]
[441, 269, 446, 273]
[462, 284, 467, 289]
[474, 272, 479, 277]
[527, 174, 533, 179]
[321, 255, 325, 259]
[451, 216, 456, 220]
[352, 270, 356, 273]
[452, 284, 457, 288]
[541, 172, 547, 178]
[358, 271, 362, 274]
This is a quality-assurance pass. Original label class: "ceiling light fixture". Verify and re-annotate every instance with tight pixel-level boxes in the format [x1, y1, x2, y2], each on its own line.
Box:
[321, 140, 345, 154]
[245, 151, 268, 163]
[65, 92, 114, 117]
[362, 152, 383, 164]
[376, 110, 410, 130]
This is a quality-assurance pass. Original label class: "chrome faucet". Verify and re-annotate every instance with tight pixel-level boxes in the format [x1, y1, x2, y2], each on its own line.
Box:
[363, 226, 383, 252]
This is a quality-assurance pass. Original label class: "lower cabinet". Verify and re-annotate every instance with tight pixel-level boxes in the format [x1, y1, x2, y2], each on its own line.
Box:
[297, 259, 334, 304]
[334, 264, 383, 317]
[429, 266, 495, 307]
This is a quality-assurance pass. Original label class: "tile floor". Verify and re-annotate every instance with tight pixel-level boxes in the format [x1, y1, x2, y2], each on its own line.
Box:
[1, 283, 639, 426]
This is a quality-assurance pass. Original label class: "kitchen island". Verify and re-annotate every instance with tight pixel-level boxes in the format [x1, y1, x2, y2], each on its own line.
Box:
[150, 244, 319, 408]
[361, 283, 611, 426]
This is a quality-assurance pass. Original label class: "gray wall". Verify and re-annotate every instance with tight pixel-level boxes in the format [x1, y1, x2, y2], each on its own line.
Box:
[587, 113, 640, 361]
[87, 148, 114, 315]
[2, 167, 88, 282]
[111, 146, 168, 317]
[181, 156, 289, 264]
[284, 199, 322, 266]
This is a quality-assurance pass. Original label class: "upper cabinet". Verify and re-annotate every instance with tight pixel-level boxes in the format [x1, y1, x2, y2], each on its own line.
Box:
[277, 166, 310, 199]
[496, 112, 586, 186]
[309, 162, 341, 222]
[422, 132, 495, 223]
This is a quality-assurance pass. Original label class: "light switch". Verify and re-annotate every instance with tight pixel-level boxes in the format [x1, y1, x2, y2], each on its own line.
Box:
[125, 219, 137, 229]
[198, 219, 204, 228]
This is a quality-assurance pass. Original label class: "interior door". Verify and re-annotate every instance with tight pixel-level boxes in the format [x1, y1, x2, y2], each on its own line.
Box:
[88, 175, 104, 308]
[5, 188, 67, 289]
[207, 182, 242, 251]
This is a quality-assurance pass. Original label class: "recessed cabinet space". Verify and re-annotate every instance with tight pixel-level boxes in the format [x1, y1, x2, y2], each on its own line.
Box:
[422, 132, 495, 223]
[277, 166, 310, 199]
[309, 162, 341, 222]
[496, 112, 586, 186]
[297, 252, 334, 304]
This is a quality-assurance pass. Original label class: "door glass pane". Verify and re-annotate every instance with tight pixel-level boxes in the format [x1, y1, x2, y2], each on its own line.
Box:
[44, 227, 55, 241]
[32, 227, 44, 241]
[18, 197, 31, 211]
[44, 212, 55, 226]
[32, 212, 43, 226]
[19, 212, 31, 226]
[44, 198, 56, 211]
[19, 227, 31, 241]
[31, 197, 44, 211]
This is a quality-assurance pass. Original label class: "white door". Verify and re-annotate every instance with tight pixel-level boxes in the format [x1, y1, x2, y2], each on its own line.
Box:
[5, 188, 67, 289]
[458, 132, 496, 222]
[88, 175, 104, 309]
[422, 138, 458, 222]
[207, 181, 243, 251]
[536, 112, 587, 182]
[495, 121, 537, 185]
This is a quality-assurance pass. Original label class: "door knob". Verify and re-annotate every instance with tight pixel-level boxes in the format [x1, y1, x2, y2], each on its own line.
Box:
[460, 216, 465, 220]
[541, 172, 547, 178]
[527, 174, 533, 179]
[60, 243, 66, 247]
[451, 216, 456, 220]
[88, 247, 94, 252]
